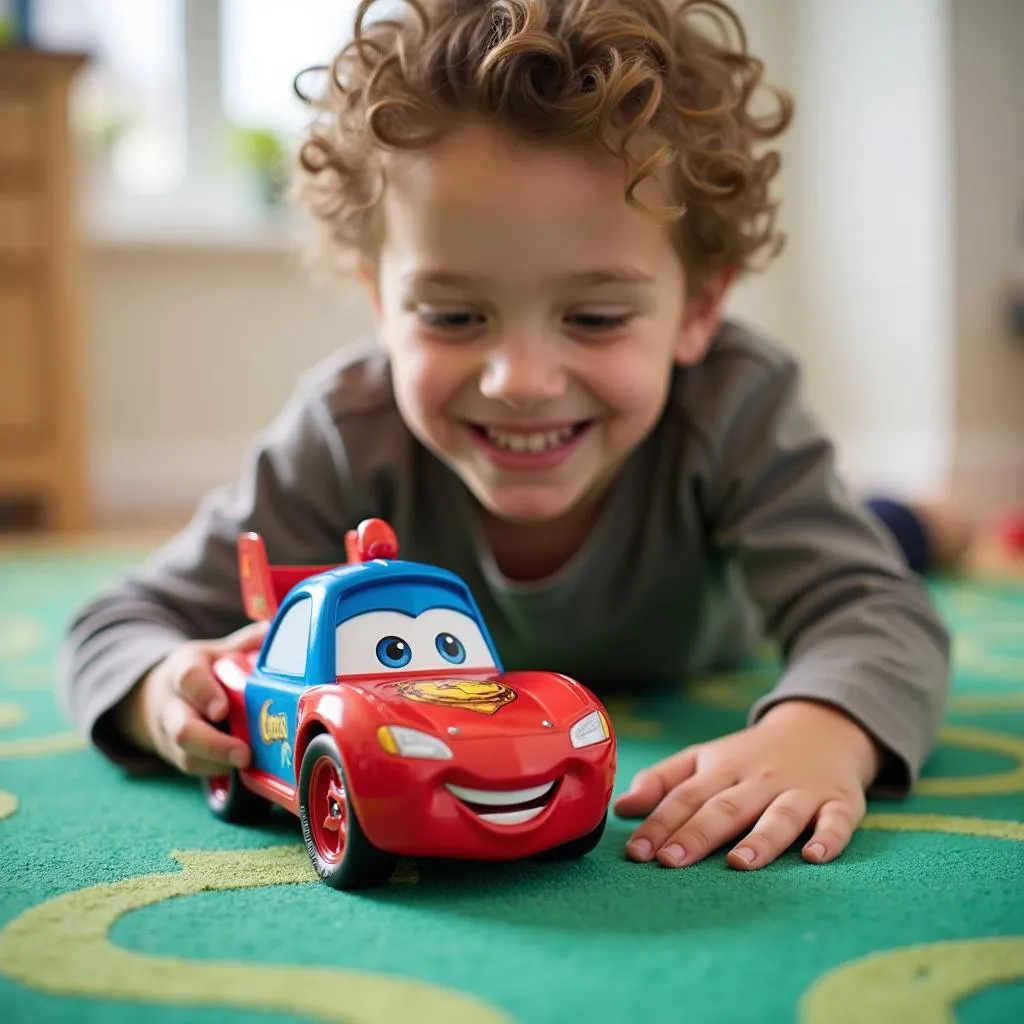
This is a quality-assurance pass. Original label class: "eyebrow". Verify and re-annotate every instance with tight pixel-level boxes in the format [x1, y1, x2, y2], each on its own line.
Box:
[404, 267, 655, 289]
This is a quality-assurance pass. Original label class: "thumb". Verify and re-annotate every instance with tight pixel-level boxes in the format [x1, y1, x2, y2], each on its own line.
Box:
[175, 660, 232, 721]
[613, 748, 698, 817]
[613, 770, 665, 818]
[212, 619, 269, 654]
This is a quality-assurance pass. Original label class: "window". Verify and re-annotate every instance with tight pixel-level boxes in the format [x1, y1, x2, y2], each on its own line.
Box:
[264, 597, 312, 677]
[28, 0, 399, 239]
[221, 0, 357, 139]
[32, 0, 186, 197]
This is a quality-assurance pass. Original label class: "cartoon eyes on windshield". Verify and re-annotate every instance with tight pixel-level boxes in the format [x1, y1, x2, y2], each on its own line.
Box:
[337, 609, 491, 676]
[375, 632, 467, 669]
[434, 632, 467, 664]
[375, 636, 411, 668]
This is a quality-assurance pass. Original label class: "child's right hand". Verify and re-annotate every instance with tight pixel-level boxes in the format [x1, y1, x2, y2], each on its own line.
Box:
[114, 621, 268, 775]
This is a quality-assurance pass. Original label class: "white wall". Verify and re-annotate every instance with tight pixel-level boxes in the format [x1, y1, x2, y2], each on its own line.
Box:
[86, 243, 373, 520]
[950, 0, 1024, 514]
[786, 0, 955, 498]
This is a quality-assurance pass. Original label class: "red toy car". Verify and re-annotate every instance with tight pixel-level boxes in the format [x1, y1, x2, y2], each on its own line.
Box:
[203, 519, 617, 889]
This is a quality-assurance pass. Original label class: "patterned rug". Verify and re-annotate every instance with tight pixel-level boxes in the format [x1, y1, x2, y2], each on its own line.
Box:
[0, 546, 1021, 1024]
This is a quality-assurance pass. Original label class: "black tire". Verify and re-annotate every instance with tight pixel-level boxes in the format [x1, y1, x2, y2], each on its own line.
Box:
[298, 734, 397, 890]
[536, 811, 608, 861]
[203, 769, 273, 825]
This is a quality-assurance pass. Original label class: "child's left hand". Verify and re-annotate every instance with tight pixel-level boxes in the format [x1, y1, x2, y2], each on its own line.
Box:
[613, 700, 883, 870]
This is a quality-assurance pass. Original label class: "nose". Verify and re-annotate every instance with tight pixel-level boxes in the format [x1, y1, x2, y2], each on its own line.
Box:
[479, 338, 567, 407]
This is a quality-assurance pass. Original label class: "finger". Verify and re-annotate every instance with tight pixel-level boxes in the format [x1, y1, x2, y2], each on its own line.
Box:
[625, 769, 729, 862]
[726, 789, 818, 870]
[654, 781, 767, 868]
[178, 716, 250, 770]
[173, 661, 229, 720]
[614, 748, 699, 819]
[212, 620, 269, 654]
[162, 699, 249, 773]
[171, 750, 237, 777]
[802, 797, 864, 864]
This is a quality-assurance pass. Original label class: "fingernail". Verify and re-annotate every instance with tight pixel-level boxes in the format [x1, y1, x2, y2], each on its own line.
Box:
[806, 842, 827, 861]
[659, 843, 686, 867]
[230, 749, 248, 768]
[207, 698, 227, 719]
[732, 846, 757, 864]
[627, 837, 652, 860]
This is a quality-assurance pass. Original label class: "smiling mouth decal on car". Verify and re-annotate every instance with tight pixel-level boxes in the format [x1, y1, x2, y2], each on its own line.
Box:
[398, 679, 517, 715]
[446, 780, 558, 824]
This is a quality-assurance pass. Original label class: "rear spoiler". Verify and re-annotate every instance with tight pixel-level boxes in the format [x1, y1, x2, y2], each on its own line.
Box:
[237, 519, 400, 621]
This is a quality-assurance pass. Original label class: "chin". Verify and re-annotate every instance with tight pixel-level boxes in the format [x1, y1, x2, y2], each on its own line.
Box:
[473, 484, 586, 524]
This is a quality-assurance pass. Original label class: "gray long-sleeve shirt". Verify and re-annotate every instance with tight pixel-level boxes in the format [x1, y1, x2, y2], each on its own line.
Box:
[58, 319, 950, 792]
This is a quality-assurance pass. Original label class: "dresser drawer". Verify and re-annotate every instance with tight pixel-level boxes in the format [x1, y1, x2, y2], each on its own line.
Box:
[0, 92, 41, 164]
[0, 284, 46, 436]
[0, 190, 45, 254]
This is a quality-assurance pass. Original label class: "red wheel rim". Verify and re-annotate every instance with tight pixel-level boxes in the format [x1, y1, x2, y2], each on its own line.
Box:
[309, 755, 347, 865]
[208, 774, 230, 805]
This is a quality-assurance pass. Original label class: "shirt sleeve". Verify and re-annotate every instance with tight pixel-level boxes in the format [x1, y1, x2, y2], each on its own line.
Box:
[705, 354, 951, 796]
[56, 379, 354, 772]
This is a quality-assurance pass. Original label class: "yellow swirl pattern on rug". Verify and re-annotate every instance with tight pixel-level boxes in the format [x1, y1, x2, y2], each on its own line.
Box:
[801, 936, 1024, 1024]
[0, 845, 511, 1023]
[802, 818, 1023, 1022]
[0, 617, 43, 660]
[0, 701, 86, 821]
[914, 726, 1024, 796]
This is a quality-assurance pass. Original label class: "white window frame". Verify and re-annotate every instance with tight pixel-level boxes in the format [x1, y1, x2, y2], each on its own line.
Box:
[88, 0, 297, 247]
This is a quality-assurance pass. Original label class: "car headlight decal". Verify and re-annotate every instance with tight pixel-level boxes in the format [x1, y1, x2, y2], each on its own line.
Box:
[377, 725, 454, 760]
[569, 710, 609, 748]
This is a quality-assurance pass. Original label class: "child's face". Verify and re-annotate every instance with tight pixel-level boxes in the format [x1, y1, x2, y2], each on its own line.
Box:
[362, 123, 728, 524]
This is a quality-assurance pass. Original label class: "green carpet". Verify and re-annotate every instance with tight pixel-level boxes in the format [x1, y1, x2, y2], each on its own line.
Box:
[0, 547, 1022, 1024]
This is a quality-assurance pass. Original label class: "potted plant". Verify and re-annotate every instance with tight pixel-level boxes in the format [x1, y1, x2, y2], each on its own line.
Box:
[228, 125, 291, 209]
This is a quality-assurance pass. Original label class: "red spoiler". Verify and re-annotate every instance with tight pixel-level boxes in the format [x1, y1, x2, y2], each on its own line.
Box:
[237, 519, 399, 621]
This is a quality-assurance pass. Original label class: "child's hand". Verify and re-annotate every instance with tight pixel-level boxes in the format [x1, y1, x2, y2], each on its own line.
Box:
[614, 700, 883, 870]
[114, 621, 268, 775]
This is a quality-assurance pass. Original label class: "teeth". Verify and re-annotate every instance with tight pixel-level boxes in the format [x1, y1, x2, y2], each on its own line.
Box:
[446, 781, 554, 806]
[446, 781, 556, 826]
[485, 426, 578, 452]
[477, 807, 545, 825]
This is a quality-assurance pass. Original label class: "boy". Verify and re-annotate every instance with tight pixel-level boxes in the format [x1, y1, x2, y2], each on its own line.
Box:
[59, 0, 950, 873]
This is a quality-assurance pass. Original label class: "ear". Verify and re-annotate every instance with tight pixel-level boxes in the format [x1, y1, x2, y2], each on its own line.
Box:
[356, 255, 382, 319]
[675, 268, 735, 366]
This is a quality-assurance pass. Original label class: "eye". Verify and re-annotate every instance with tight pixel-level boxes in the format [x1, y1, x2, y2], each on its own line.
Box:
[417, 308, 486, 330]
[434, 632, 466, 664]
[565, 311, 631, 331]
[375, 635, 412, 669]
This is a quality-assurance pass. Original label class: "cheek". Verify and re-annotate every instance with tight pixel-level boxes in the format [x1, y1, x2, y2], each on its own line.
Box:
[390, 338, 471, 420]
[587, 349, 674, 425]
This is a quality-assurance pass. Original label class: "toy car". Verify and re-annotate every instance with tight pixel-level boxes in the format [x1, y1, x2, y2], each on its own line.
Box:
[202, 518, 617, 889]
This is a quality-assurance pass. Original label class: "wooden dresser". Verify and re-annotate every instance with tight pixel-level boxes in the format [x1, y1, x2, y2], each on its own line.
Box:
[0, 49, 87, 530]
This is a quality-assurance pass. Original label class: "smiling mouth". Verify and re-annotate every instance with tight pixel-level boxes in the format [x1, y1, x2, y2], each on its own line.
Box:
[446, 780, 558, 825]
[468, 422, 593, 454]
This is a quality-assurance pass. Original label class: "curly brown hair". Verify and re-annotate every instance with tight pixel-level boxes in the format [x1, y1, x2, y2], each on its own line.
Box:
[292, 0, 793, 287]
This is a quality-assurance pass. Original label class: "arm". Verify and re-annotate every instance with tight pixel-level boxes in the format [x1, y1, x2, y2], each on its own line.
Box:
[708, 355, 950, 794]
[614, 342, 950, 871]
[57, 380, 354, 770]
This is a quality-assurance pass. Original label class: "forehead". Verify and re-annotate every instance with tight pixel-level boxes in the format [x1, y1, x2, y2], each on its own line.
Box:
[379, 123, 675, 271]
